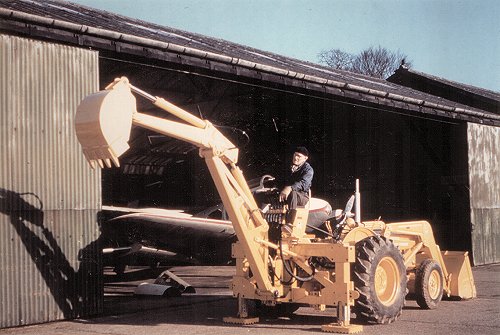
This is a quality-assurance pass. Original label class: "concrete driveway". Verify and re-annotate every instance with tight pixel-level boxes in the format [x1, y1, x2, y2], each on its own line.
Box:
[1, 264, 499, 335]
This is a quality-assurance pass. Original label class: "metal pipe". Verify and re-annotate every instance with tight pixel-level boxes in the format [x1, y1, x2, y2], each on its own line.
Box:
[153, 98, 207, 129]
[128, 83, 207, 128]
[355, 179, 361, 224]
[129, 83, 157, 102]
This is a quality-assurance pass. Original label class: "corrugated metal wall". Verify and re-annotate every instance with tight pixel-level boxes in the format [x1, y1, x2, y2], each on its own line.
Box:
[0, 35, 102, 328]
[468, 123, 500, 265]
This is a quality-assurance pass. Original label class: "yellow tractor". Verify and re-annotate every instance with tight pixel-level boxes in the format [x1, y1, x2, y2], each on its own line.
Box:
[75, 77, 476, 333]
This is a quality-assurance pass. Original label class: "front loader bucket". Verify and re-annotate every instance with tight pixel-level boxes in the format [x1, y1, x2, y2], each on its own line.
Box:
[75, 78, 136, 168]
[441, 251, 477, 299]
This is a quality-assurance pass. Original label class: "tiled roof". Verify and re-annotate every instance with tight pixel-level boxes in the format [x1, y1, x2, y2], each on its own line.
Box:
[388, 66, 499, 114]
[1, 0, 499, 125]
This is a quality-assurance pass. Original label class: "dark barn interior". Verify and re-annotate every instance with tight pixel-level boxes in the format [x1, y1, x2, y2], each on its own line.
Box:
[99, 55, 471, 252]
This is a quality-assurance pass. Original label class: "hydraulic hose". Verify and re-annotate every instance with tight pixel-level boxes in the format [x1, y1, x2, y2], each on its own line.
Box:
[278, 236, 315, 282]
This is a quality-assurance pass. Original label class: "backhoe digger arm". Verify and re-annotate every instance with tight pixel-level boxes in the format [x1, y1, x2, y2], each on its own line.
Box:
[75, 77, 275, 293]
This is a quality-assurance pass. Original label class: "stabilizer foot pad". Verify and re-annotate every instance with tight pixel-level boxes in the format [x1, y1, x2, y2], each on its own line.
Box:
[223, 316, 259, 325]
[321, 323, 363, 333]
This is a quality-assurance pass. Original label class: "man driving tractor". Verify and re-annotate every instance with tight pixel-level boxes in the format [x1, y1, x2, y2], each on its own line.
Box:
[279, 146, 313, 209]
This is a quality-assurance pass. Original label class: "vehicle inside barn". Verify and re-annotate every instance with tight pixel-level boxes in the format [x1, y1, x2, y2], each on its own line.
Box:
[97, 55, 473, 253]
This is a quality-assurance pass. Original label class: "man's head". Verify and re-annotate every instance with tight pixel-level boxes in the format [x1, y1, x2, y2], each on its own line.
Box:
[292, 146, 309, 166]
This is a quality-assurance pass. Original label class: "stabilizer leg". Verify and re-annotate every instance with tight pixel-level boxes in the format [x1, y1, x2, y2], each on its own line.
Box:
[321, 302, 363, 334]
[223, 295, 259, 325]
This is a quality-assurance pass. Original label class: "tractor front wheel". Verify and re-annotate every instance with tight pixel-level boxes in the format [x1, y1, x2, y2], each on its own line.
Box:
[415, 259, 444, 309]
[353, 235, 407, 324]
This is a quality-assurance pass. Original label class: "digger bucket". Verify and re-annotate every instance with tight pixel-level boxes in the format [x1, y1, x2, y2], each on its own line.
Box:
[75, 78, 136, 168]
[441, 250, 477, 299]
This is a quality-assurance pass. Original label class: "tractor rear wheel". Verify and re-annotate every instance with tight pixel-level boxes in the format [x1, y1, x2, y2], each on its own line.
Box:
[415, 259, 443, 309]
[353, 235, 407, 324]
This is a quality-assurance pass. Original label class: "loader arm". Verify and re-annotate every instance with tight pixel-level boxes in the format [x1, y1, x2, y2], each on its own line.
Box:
[75, 77, 275, 293]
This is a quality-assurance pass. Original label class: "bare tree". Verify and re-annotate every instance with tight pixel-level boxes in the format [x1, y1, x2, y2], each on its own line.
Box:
[318, 49, 354, 70]
[318, 45, 411, 79]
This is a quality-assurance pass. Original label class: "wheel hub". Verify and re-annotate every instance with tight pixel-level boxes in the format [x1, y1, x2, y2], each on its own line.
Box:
[428, 269, 441, 299]
[375, 256, 400, 306]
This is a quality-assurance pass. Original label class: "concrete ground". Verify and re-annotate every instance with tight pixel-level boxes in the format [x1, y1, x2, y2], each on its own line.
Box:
[1, 263, 499, 335]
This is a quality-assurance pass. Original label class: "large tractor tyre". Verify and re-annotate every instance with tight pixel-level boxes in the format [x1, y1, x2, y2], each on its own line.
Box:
[352, 235, 407, 324]
[415, 259, 444, 309]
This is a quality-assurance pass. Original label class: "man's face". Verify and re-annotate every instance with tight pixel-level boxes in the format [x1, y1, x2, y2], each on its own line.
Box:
[292, 152, 308, 166]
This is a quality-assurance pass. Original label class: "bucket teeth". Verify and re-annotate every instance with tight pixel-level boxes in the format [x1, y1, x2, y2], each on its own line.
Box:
[83, 147, 121, 169]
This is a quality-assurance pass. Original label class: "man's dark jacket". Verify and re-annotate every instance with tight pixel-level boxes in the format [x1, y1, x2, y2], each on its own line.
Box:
[286, 162, 314, 193]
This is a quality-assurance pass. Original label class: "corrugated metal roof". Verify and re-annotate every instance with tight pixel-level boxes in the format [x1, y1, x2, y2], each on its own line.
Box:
[0, 0, 499, 126]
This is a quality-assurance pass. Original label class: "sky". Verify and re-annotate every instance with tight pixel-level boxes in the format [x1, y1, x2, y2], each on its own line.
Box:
[71, 0, 500, 92]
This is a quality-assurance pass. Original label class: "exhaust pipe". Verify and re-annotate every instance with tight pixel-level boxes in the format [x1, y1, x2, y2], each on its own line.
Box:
[355, 179, 361, 224]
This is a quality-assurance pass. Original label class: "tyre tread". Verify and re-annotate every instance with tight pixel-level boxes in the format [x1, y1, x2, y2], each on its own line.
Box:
[353, 235, 407, 324]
